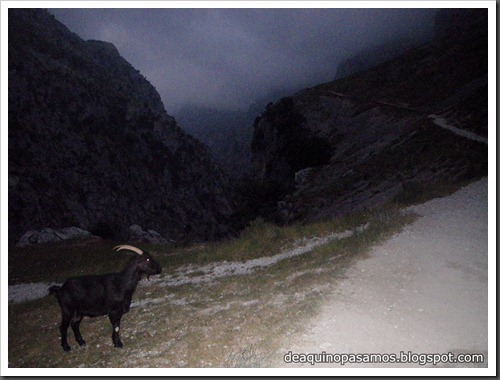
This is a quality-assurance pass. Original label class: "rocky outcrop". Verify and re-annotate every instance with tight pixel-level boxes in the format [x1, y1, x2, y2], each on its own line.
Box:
[128, 224, 173, 244]
[250, 9, 488, 224]
[8, 9, 234, 245]
[16, 227, 95, 247]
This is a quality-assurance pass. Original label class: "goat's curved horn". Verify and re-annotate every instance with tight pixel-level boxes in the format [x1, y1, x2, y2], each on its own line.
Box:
[113, 245, 143, 255]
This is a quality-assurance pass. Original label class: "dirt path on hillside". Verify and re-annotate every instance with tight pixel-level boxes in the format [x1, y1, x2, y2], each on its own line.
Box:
[278, 177, 489, 368]
[428, 114, 488, 145]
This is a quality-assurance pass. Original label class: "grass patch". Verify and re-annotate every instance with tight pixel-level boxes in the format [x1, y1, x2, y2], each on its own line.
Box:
[163, 210, 376, 271]
[8, 239, 177, 285]
[224, 345, 272, 368]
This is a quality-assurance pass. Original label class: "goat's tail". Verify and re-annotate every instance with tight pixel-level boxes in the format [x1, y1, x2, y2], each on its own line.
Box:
[48, 285, 61, 296]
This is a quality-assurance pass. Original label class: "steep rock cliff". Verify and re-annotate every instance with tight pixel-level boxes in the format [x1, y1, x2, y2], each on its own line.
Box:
[8, 9, 234, 244]
[250, 8, 488, 223]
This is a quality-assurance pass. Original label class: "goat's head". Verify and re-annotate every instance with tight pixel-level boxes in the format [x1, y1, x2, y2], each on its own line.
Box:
[113, 245, 162, 278]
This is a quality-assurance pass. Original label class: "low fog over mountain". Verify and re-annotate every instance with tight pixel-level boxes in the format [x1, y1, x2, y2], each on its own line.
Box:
[49, 8, 437, 113]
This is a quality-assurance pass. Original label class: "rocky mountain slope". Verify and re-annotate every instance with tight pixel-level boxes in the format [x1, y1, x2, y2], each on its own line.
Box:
[250, 8, 488, 224]
[8, 9, 234, 245]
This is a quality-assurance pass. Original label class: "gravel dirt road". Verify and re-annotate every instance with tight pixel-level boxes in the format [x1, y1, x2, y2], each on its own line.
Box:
[279, 177, 489, 368]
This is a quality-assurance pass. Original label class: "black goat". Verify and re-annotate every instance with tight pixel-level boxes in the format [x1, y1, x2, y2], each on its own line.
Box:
[49, 245, 162, 351]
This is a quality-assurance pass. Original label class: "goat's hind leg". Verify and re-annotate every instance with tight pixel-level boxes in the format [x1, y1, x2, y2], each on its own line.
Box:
[71, 313, 86, 347]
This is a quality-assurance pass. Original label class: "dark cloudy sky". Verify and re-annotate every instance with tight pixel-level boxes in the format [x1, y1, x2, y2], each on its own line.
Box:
[49, 7, 437, 115]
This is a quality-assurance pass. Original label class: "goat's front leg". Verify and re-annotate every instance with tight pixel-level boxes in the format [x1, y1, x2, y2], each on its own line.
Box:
[71, 314, 86, 347]
[109, 312, 123, 348]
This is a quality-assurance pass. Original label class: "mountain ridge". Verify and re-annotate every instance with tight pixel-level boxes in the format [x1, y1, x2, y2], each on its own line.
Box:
[8, 9, 234, 245]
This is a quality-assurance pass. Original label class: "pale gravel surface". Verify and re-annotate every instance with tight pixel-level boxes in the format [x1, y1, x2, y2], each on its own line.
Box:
[279, 177, 488, 368]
